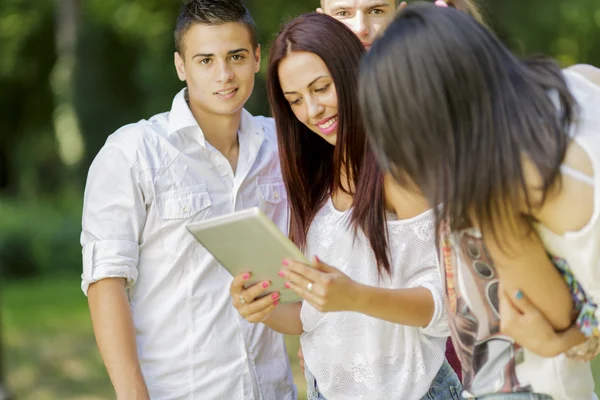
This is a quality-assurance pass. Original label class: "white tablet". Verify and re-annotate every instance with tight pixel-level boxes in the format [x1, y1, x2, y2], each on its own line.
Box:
[186, 207, 307, 304]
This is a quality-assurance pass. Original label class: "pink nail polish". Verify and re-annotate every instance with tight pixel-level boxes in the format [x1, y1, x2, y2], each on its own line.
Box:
[273, 300, 280, 306]
[272, 293, 280, 299]
[278, 271, 285, 277]
[242, 273, 250, 280]
[284, 282, 290, 289]
[282, 260, 289, 266]
[315, 256, 320, 263]
[262, 281, 270, 288]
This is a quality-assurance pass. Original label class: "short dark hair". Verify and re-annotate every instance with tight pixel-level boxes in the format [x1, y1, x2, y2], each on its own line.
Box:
[359, 3, 576, 242]
[174, 0, 258, 56]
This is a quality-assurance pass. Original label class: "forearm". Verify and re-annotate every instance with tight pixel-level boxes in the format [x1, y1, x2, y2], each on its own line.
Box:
[352, 285, 435, 327]
[547, 326, 587, 357]
[263, 302, 303, 335]
[88, 278, 149, 400]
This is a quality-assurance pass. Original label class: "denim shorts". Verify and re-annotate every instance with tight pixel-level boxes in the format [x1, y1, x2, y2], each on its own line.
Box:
[420, 359, 462, 400]
[305, 359, 462, 400]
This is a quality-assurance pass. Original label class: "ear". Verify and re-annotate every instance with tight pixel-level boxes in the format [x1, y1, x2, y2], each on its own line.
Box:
[174, 52, 186, 82]
[253, 44, 261, 73]
[316, 7, 324, 14]
[397, 1, 407, 11]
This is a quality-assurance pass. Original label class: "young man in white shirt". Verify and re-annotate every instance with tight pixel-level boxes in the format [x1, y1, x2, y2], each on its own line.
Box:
[80, 1, 295, 399]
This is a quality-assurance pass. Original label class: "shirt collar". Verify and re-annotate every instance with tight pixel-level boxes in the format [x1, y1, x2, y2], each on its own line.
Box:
[167, 88, 265, 147]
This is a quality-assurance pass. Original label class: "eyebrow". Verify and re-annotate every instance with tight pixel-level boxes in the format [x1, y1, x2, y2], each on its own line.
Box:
[192, 48, 250, 59]
[283, 76, 330, 95]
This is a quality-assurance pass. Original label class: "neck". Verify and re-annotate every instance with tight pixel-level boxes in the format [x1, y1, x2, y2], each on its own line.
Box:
[189, 101, 242, 156]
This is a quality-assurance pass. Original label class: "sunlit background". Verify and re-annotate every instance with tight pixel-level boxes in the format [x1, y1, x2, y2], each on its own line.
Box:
[0, 0, 599, 398]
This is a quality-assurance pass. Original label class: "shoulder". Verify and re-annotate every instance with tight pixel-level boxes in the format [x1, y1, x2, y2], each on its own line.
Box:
[565, 64, 600, 87]
[97, 112, 170, 164]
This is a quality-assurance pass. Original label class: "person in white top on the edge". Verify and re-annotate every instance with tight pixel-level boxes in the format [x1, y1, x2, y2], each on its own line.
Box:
[80, 1, 295, 399]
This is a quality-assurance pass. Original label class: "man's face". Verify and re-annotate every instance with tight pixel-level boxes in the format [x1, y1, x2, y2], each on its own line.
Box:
[318, 0, 399, 50]
[174, 22, 260, 117]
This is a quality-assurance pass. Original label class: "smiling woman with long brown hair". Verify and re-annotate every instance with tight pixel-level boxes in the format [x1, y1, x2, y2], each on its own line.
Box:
[228, 12, 461, 400]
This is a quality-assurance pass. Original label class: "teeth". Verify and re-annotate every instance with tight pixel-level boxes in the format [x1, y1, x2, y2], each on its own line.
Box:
[218, 88, 236, 95]
[319, 117, 337, 129]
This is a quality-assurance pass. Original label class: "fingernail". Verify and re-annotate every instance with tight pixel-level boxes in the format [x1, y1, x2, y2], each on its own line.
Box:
[243, 273, 250, 280]
[262, 281, 270, 288]
[272, 292, 280, 300]
[314, 255, 320, 263]
[515, 290, 523, 300]
[282, 259, 289, 266]
[284, 282, 290, 288]
[273, 300, 280, 306]
[278, 271, 285, 277]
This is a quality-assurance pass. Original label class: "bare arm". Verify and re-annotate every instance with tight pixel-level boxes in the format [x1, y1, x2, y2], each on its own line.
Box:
[483, 219, 573, 331]
[353, 285, 434, 327]
[282, 259, 446, 333]
[263, 302, 303, 335]
[88, 278, 149, 400]
[500, 287, 586, 357]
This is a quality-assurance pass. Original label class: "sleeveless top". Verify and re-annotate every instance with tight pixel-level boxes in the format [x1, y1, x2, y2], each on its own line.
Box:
[438, 69, 598, 400]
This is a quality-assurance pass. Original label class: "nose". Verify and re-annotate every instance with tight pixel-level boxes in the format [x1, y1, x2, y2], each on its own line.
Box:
[217, 60, 234, 83]
[306, 97, 325, 120]
[349, 12, 369, 38]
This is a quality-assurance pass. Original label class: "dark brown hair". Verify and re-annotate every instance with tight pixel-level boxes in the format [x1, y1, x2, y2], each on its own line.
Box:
[359, 3, 576, 243]
[267, 13, 391, 274]
[174, 0, 258, 55]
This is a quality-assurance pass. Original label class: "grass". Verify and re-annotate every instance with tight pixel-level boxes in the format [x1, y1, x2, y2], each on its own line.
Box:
[0, 277, 306, 399]
[2, 277, 600, 399]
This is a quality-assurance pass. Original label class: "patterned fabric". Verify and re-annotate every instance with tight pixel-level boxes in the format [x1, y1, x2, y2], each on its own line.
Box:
[551, 255, 600, 337]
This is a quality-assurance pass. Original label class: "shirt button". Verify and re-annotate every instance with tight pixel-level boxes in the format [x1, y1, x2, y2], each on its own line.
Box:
[274, 191, 279, 200]
[182, 205, 190, 214]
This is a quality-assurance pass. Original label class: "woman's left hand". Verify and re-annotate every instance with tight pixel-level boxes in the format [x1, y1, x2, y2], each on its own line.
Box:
[280, 257, 361, 313]
[499, 287, 587, 358]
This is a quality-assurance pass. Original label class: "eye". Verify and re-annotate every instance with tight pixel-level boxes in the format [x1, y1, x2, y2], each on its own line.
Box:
[289, 98, 302, 106]
[335, 10, 350, 17]
[369, 8, 385, 15]
[230, 54, 245, 61]
[315, 84, 331, 93]
[199, 58, 211, 65]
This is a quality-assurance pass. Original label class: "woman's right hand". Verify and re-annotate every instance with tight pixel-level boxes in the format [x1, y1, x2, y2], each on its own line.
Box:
[230, 272, 280, 323]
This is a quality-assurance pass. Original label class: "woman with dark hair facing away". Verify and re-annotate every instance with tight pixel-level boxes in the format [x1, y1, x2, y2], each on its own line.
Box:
[229, 12, 462, 400]
[359, 3, 600, 399]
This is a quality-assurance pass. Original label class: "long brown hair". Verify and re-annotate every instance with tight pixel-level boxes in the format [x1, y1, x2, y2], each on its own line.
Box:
[267, 13, 390, 274]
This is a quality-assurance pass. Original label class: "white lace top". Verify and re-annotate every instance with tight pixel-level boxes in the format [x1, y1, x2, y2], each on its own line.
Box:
[300, 199, 449, 400]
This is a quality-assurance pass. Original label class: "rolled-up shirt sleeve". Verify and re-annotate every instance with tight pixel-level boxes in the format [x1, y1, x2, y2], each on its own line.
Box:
[81, 137, 147, 295]
[404, 261, 449, 338]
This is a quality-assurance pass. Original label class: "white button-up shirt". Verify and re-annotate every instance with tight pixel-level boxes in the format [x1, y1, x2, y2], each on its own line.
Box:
[81, 88, 296, 400]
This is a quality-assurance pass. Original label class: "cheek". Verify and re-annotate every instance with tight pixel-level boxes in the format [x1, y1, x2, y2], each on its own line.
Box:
[326, 91, 339, 110]
[236, 64, 257, 81]
[290, 106, 308, 126]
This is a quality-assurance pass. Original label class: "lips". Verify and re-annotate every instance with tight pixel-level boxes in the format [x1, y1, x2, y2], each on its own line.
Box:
[315, 115, 338, 135]
[214, 87, 239, 99]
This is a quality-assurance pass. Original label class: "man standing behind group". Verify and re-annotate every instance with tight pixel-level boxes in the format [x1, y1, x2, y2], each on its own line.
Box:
[317, 0, 483, 50]
[80, 0, 295, 399]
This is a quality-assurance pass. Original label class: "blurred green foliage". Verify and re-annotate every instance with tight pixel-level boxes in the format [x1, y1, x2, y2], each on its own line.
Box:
[0, 0, 599, 277]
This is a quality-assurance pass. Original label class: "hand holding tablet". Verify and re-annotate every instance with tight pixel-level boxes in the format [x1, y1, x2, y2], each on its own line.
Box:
[186, 207, 308, 304]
